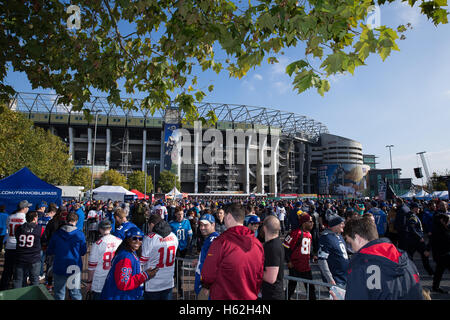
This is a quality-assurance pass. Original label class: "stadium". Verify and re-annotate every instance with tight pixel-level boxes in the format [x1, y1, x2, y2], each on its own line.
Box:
[8, 92, 369, 196]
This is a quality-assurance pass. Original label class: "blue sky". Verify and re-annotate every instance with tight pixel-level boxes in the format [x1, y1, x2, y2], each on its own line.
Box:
[5, 2, 450, 185]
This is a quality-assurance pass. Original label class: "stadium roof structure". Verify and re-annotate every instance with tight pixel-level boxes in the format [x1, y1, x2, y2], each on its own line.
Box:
[8, 91, 329, 143]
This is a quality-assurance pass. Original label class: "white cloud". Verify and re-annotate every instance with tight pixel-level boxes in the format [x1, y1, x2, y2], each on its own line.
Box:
[273, 81, 290, 94]
[271, 56, 290, 78]
[444, 89, 450, 96]
[253, 73, 263, 81]
[242, 79, 255, 91]
[395, 1, 422, 27]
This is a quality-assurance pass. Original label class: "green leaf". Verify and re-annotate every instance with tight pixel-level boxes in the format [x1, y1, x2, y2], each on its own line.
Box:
[286, 60, 308, 76]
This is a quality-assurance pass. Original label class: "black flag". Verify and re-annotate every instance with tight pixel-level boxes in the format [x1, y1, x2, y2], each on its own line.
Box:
[386, 179, 397, 200]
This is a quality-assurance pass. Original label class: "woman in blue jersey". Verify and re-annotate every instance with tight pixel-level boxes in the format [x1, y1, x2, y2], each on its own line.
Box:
[100, 227, 158, 300]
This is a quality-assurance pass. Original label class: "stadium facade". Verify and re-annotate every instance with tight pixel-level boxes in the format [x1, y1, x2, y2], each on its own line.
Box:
[9, 92, 370, 196]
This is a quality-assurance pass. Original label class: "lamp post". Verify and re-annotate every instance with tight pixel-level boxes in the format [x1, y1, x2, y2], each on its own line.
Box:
[386, 145, 395, 193]
[144, 160, 151, 201]
[90, 110, 100, 202]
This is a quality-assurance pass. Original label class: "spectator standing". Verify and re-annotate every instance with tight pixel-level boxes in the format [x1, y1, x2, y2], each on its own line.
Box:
[247, 215, 261, 238]
[86, 220, 122, 300]
[141, 214, 178, 300]
[283, 213, 316, 300]
[13, 210, 45, 288]
[201, 203, 264, 300]
[336, 216, 423, 300]
[394, 198, 411, 250]
[104, 203, 115, 230]
[87, 204, 101, 243]
[0, 205, 9, 254]
[308, 204, 322, 256]
[73, 203, 85, 231]
[131, 201, 147, 231]
[317, 215, 349, 288]
[100, 227, 157, 300]
[287, 202, 303, 232]
[169, 206, 193, 298]
[153, 200, 168, 221]
[0, 200, 30, 290]
[276, 203, 286, 234]
[42, 206, 67, 289]
[405, 202, 434, 276]
[261, 215, 284, 300]
[214, 208, 226, 234]
[431, 212, 450, 293]
[194, 214, 219, 298]
[112, 208, 141, 240]
[46, 212, 87, 300]
[368, 201, 388, 237]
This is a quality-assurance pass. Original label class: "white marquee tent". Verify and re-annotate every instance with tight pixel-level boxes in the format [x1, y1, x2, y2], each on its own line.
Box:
[414, 189, 430, 200]
[399, 190, 416, 199]
[92, 185, 137, 202]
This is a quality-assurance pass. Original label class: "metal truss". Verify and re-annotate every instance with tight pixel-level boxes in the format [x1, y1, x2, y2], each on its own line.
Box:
[9, 92, 328, 142]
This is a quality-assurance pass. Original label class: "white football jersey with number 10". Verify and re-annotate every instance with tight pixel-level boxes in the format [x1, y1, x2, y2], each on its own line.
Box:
[140, 232, 178, 292]
[88, 234, 123, 293]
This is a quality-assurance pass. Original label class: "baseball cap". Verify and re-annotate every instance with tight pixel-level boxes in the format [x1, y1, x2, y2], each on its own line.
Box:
[18, 200, 32, 209]
[98, 220, 112, 230]
[199, 214, 215, 224]
[38, 201, 48, 208]
[328, 215, 345, 228]
[248, 215, 261, 224]
[296, 201, 303, 207]
[125, 227, 144, 239]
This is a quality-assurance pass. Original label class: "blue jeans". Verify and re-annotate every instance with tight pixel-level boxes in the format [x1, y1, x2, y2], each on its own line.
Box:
[53, 273, 82, 300]
[143, 288, 173, 300]
[40, 251, 45, 277]
[13, 261, 41, 288]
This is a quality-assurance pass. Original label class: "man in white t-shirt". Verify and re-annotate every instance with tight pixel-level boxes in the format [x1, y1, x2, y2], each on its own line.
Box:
[86, 220, 122, 300]
[140, 214, 178, 300]
[0, 200, 31, 290]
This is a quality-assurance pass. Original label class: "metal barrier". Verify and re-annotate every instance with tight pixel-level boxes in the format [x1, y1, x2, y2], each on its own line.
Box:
[174, 257, 198, 300]
[284, 275, 334, 300]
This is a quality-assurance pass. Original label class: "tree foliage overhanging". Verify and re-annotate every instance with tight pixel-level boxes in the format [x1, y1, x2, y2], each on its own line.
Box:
[1, 0, 448, 122]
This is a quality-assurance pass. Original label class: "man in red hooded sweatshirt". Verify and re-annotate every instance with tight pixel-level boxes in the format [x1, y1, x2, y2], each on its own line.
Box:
[200, 203, 264, 300]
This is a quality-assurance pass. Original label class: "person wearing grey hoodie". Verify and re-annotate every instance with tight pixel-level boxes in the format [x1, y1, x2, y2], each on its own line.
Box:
[47, 211, 87, 300]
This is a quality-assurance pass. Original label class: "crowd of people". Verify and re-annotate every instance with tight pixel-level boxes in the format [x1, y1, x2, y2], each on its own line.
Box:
[0, 194, 449, 300]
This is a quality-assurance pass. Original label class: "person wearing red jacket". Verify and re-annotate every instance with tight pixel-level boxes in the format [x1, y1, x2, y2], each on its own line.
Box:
[200, 203, 264, 300]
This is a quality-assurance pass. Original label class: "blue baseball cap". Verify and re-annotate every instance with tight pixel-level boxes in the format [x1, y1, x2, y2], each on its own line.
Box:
[248, 215, 261, 224]
[38, 201, 48, 208]
[199, 214, 215, 224]
[125, 227, 144, 239]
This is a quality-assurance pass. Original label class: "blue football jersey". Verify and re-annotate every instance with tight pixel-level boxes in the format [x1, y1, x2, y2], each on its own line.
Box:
[318, 230, 349, 286]
[169, 219, 193, 251]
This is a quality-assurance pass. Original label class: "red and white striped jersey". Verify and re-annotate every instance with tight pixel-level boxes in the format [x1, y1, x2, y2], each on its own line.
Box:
[140, 232, 178, 292]
[88, 233, 123, 293]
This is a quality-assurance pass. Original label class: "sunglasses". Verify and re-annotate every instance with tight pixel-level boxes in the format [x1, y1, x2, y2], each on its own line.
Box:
[131, 236, 143, 242]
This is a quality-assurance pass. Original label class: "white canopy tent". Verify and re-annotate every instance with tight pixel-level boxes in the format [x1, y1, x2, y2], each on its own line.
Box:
[437, 191, 449, 200]
[165, 187, 183, 199]
[414, 189, 430, 200]
[399, 190, 416, 199]
[92, 185, 137, 202]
